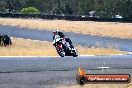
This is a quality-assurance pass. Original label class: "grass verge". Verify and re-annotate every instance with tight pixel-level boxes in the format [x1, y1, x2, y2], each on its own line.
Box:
[0, 37, 126, 56]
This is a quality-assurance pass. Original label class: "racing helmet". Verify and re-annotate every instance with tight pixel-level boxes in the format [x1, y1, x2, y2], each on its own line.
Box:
[53, 29, 59, 34]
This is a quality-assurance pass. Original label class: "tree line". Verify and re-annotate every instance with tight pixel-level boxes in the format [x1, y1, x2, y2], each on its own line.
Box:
[0, 0, 132, 18]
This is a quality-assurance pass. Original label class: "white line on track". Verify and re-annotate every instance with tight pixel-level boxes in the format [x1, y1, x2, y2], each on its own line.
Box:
[0, 54, 130, 58]
[98, 67, 110, 69]
[0, 56, 60, 58]
[79, 55, 95, 57]
[127, 52, 132, 54]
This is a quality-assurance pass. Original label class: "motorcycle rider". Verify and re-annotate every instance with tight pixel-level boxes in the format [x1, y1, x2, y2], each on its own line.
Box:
[53, 29, 74, 49]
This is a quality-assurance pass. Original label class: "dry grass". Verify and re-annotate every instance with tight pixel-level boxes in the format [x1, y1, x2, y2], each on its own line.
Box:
[0, 37, 125, 56]
[0, 37, 57, 56]
[77, 45, 125, 55]
[0, 18, 132, 38]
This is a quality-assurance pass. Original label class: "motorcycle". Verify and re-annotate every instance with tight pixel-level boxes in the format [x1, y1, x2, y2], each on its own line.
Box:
[53, 35, 78, 57]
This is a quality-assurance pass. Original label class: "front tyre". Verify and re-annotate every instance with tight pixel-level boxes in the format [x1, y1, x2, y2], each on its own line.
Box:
[56, 47, 65, 57]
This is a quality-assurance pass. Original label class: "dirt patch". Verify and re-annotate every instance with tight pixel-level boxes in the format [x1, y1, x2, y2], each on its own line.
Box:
[0, 18, 132, 38]
[0, 37, 125, 56]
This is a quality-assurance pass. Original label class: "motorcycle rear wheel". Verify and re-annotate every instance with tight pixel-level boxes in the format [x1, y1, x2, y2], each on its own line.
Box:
[72, 53, 78, 57]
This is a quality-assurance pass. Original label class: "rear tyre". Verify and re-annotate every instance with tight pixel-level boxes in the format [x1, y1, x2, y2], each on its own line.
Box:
[72, 53, 78, 57]
[71, 49, 78, 57]
[72, 54, 78, 57]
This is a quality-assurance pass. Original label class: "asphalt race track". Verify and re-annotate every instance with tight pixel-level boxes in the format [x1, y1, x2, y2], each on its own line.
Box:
[0, 25, 132, 52]
[0, 55, 132, 88]
[1, 55, 132, 73]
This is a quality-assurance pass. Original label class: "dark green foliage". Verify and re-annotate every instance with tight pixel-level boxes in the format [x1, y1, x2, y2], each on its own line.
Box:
[20, 7, 40, 13]
[0, 0, 132, 18]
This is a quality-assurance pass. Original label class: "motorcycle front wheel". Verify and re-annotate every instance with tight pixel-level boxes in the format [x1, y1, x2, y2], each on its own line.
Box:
[56, 47, 65, 57]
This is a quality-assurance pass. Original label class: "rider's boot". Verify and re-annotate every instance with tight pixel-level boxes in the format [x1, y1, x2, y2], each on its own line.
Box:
[70, 44, 76, 53]
[70, 44, 74, 49]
